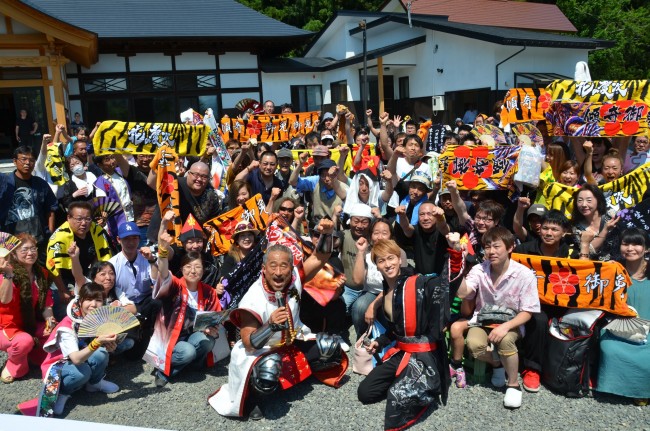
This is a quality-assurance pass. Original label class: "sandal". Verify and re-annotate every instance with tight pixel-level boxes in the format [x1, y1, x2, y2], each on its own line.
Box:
[1, 368, 14, 384]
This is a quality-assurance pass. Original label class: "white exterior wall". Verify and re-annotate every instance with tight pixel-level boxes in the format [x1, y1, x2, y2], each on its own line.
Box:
[261, 71, 322, 105]
[81, 54, 126, 73]
[219, 52, 258, 69]
[175, 52, 216, 71]
[129, 53, 172, 72]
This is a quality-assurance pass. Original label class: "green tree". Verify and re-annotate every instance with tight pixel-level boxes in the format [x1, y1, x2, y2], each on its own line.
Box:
[555, 0, 650, 79]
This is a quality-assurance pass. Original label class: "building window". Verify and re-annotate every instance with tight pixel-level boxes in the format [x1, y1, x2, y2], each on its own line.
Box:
[330, 80, 347, 103]
[130, 75, 173, 92]
[84, 77, 127, 93]
[176, 74, 217, 90]
[290, 85, 322, 112]
[399, 77, 409, 99]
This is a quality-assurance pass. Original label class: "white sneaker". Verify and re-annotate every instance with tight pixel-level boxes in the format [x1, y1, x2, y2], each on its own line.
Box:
[504, 386, 523, 409]
[85, 379, 119, 393]
[491, 367, 506, 387]
[339, 341, 350, 353]
[53, 394, 71, 415]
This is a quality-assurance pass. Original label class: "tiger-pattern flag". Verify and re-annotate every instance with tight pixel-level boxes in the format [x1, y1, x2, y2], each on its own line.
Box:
[540, 162, 650, 218]
[218, 112, 318, 143]
[545, 80, 650, 137]
[93, 121, 209, 156]
[512, 253, 635, 317]
[500, 88, 550, 127]
[151, 146, 182, 243]
[203, 194, 269, 255]
[439, 144, 520, 191]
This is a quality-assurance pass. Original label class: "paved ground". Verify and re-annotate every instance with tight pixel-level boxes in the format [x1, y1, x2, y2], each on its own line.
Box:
[1, 347, 648, 431]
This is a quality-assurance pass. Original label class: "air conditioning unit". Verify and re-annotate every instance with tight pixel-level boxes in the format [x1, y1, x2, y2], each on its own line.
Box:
[432, 95, 445, 111]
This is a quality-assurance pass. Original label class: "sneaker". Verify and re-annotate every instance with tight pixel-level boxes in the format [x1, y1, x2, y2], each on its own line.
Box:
[154, 370, 168, 388]
[504, 386, 523, 409]
[453, 367, 467, 389]
[85, 379, 119, 393]
[53, 394, 71, 415]
[491, 367, 506, 388]
[521, 369, 540, 393]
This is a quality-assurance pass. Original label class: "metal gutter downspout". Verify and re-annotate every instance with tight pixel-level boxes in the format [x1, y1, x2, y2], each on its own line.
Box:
[495, 46, 526, 94]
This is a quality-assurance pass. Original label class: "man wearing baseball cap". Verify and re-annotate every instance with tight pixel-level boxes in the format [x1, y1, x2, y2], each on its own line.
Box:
[394, 173, 432, 248]
[110, 221, 161, 358]
[289, 158, 348, 220]
[514, 197, 547, 243]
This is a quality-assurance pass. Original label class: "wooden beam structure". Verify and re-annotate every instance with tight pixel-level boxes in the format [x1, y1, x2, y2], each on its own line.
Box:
[378, 57, 385, 113]
[0, 55, 69, 67]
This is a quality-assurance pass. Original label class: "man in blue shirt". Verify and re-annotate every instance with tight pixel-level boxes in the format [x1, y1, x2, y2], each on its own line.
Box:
[289, 159, 348, 221]
[110, 221, 160, 358]
[235, 150, 285, 204]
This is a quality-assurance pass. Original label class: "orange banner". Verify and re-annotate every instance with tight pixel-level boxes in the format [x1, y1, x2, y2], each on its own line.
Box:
[512, 253, 635, 317]
[151, 146, 182, 244]
[500, 88, 550, 127]
[203, 194, 269, 255]
[218, 112, 318, 143]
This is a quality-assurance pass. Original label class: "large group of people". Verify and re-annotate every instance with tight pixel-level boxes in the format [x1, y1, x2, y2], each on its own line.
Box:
[0, 103, 648, 429]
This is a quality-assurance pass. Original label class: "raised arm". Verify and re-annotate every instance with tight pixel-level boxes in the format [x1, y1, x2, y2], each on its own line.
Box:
[582, 141, 597, 185]
[513, 197, 530, 242]
[234, 160, 259, 182]
[365, 109, 380, 137]
[114, 153, 131, 178]
[337, 144, 350, 183]
[302, 218, 336, 282]
[395, 205, 415, 238]
[351, 237, 369, 286]
[67, 242, 87, 290]
[446, 180, 471, 225]
[378, 112, 394, 161]
[380, 169, 394, 203]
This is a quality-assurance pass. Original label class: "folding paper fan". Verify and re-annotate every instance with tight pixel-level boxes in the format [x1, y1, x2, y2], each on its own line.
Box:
[91, 196, 124, 219]
[0, 232, 21, 258]
[235, 98, 262, 114]
[77, 306, 140, 338]
[605, 317, 650, 344]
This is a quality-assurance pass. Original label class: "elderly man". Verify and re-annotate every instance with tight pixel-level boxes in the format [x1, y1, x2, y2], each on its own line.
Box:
[209, 218, 347, 420]
[263, 100, 275, 115]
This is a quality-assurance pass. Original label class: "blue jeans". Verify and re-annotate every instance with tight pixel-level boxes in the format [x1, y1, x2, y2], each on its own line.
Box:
[60, 348, 109, 395]
[113, 337, 135, 355]
[161, 332, 215, 380]
[341, 286, 363, 316]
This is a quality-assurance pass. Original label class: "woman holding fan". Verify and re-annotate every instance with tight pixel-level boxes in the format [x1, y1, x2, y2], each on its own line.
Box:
[39, 282, 119, 415]
[145, 224, 223, 388]
[0, 233, 56, 383]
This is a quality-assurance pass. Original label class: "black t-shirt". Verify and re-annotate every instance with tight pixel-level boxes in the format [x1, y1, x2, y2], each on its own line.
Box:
[16, 116, 34, 141]
[514, 238, 574, 258]
[75, 233, 97, 274]
[126, 167, 157, 227]
[413, 225, 448, 276]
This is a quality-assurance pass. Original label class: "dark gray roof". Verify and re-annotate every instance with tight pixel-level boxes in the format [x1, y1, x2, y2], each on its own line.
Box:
[262, 35, 426, 72]
[20, 0, 311, 39]
[305, 11, 613, 54]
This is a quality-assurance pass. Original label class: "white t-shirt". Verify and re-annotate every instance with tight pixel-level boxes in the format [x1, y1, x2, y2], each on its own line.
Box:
[187, 289, 199, 310]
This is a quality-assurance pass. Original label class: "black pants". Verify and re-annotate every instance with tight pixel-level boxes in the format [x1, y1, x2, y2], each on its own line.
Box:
[521, 306, 564, 372]
[299, 294, 347, 335]
[125, 296, 162, 360]
[358, 352, 401, 404]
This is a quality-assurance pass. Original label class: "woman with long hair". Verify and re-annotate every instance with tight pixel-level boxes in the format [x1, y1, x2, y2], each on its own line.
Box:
[40, 282, 119, 415]
[0, 233, 56, 382]
[147, 228, 222, 387]
[227, 180, 253, 211]
[598, 228, 650, 405]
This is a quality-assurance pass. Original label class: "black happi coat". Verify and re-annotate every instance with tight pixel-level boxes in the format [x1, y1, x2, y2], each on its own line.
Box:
[375, 259, 461, 430]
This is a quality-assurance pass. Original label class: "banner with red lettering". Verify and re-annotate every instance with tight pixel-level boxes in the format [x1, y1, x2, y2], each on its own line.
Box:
[439, 144, 520, 190]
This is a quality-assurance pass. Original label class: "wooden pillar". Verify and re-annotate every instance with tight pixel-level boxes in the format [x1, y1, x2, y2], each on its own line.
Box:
[49, 56, 67, 127]
[377, 57, 384, 113]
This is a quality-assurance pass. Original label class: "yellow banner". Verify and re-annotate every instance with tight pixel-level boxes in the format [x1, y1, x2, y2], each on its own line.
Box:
[540, 163, 650, 218]
[547, 80, 650, 104]
[439, 144, 520, 190]
[93, 121, 209, 156]
[512, 253, 635, 317]
[219, 112, 319, 143]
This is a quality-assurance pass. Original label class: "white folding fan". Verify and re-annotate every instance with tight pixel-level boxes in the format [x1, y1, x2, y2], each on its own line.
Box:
[0, 232, 21, 258]
[605, 317, 650, 344]
[78, 306, 140, 338]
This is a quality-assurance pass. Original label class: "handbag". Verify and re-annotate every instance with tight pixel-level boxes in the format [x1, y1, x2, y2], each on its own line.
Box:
[476, 304, 517, 326]
[353, 326, 374, 375]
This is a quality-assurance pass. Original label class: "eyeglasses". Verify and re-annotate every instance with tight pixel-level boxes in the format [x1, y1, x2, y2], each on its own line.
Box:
[18, 246, 38, 254]
[278, 206, 294, 212]
[182, 264, 203, 273]
[15, 157, 35, 164]
[474, 216, 494, 223]
[188, 171, 209, 181]
[70, 216, 93, 223]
